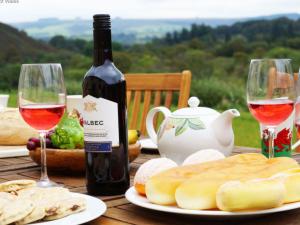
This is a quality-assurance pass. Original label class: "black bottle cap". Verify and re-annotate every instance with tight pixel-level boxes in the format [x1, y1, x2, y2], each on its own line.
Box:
[93, 14, 111, 30]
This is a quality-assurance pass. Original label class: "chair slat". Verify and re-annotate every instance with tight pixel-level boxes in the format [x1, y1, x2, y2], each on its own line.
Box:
[154, 91, 161, 107]
[126, 74, 182, 90]
[140, 91, 152, 135]
[126, 91, 132, 109]
[268, 67, 277, 98]
[130, 91, 142, 129]
[294, 73, 299, 81]
[153, 91, 161, 129]
[164, 91, 173, 108]
[178, 70, 192, 108]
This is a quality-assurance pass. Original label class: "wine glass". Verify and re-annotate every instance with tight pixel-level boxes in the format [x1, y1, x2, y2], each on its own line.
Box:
[293, 68, 300, 151]
[18, 64, 66, 187]
[247, 59, 295, 158]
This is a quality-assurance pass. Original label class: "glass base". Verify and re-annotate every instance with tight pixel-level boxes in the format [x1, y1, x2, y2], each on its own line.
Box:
[36, 179, 63, 188]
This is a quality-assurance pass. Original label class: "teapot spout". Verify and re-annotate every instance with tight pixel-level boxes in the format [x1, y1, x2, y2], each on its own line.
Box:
[212, 109, 240, 147]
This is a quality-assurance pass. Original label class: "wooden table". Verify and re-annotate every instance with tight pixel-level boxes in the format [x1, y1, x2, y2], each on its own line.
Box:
[1, 147, 300, 225]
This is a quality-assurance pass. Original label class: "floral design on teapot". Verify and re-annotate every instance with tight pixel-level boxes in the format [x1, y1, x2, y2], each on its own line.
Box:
[158, 117, 205, 140]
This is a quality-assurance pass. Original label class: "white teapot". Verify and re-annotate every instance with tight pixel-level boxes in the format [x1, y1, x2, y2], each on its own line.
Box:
[146, 97, 240, 164]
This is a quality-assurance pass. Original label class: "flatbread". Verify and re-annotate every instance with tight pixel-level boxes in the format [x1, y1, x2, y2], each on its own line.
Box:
[15, 188, 47, 225]
[18, 186, 71, 219]
[0, 182, 86, 224]
[0, 192, 16, 216]
[0, 180, 36, 193]
[0, 198, 33, 225]
[17, 187, 69, 199]
[44, 197, 86, 221]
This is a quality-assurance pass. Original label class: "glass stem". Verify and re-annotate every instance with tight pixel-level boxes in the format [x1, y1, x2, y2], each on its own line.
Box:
[268, 127, 276, 158]
[39, 132, 49, 182]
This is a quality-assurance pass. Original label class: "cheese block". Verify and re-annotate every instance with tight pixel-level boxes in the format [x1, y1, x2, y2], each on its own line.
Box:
[146, 153, 299, 207]
[0, 108, 38, 145]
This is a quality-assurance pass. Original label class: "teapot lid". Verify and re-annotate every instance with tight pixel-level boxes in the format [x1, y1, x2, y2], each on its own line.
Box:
[172, 97, 219, 117]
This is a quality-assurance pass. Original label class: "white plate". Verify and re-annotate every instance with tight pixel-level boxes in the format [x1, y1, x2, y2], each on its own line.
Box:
[125, 187, 300, 219]
[0, 145, 29, 158]
[140, 138, 157, 150]
[32, 193, 106, 225]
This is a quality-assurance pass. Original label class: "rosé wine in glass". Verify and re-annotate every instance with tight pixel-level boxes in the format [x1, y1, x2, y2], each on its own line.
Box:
[20, 104, 65, 131]
[248, 99, 294, 126]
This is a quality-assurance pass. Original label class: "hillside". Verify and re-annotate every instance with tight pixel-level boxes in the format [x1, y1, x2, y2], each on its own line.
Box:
[0, 22, 89, 90]
[11, 13, 300, 44]
[0, 22, 56, 63]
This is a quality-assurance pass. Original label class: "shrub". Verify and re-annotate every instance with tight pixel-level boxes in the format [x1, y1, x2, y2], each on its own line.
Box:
[191, 78, 246, 111]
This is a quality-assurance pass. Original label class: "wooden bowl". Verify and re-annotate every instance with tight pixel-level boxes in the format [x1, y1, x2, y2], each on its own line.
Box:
[29, 142, 141, 173]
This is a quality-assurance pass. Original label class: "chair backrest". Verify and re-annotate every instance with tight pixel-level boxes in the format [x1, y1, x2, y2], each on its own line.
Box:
[125, 70, 192, 135]
[267, 70, 298, 98]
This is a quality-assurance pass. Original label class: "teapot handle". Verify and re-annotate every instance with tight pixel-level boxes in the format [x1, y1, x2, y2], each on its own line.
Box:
[146, 107, 171, 145]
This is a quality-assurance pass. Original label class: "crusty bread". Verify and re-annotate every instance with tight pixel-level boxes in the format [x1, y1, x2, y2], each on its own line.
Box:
[0, 108, 38, 145]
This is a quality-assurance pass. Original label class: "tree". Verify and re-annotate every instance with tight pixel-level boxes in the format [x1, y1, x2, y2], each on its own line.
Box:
[49, 35, 66, 49]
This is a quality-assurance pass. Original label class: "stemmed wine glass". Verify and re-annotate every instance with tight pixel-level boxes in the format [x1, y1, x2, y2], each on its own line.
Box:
[293, 68, 300, 151]
[18, 64, 66, 187]
[247, 59, 295, 158]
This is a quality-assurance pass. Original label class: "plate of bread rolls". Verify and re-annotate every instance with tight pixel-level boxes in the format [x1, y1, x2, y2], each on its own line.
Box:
[126, 152, 300, 218]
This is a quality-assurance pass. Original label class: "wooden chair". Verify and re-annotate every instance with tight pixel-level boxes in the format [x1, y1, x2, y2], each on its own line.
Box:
[267, 69, 298, 98]
[125, 70, 192, 135]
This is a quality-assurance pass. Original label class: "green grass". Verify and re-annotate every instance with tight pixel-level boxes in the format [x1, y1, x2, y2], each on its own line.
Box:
[233, 111, 260, 148]
[4, 90, 17, 107]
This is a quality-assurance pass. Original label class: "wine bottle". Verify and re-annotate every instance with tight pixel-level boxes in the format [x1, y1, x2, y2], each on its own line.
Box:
[82, 14, 129, 195]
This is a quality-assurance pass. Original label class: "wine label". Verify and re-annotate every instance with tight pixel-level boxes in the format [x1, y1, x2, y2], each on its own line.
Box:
[83, 95, 119, 152]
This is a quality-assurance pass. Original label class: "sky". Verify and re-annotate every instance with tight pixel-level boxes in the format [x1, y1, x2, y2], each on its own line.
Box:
[0, 0, 299, 23]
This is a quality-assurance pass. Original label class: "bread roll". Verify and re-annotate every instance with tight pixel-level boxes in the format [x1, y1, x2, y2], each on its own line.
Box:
[146, 153, 298, 207]
[0, 108, 38, 145]
[216, 178, 286, 211]
[134, 158, 177, 195]
[272, 168, 300, 203]
[182, 149, 225, 166]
